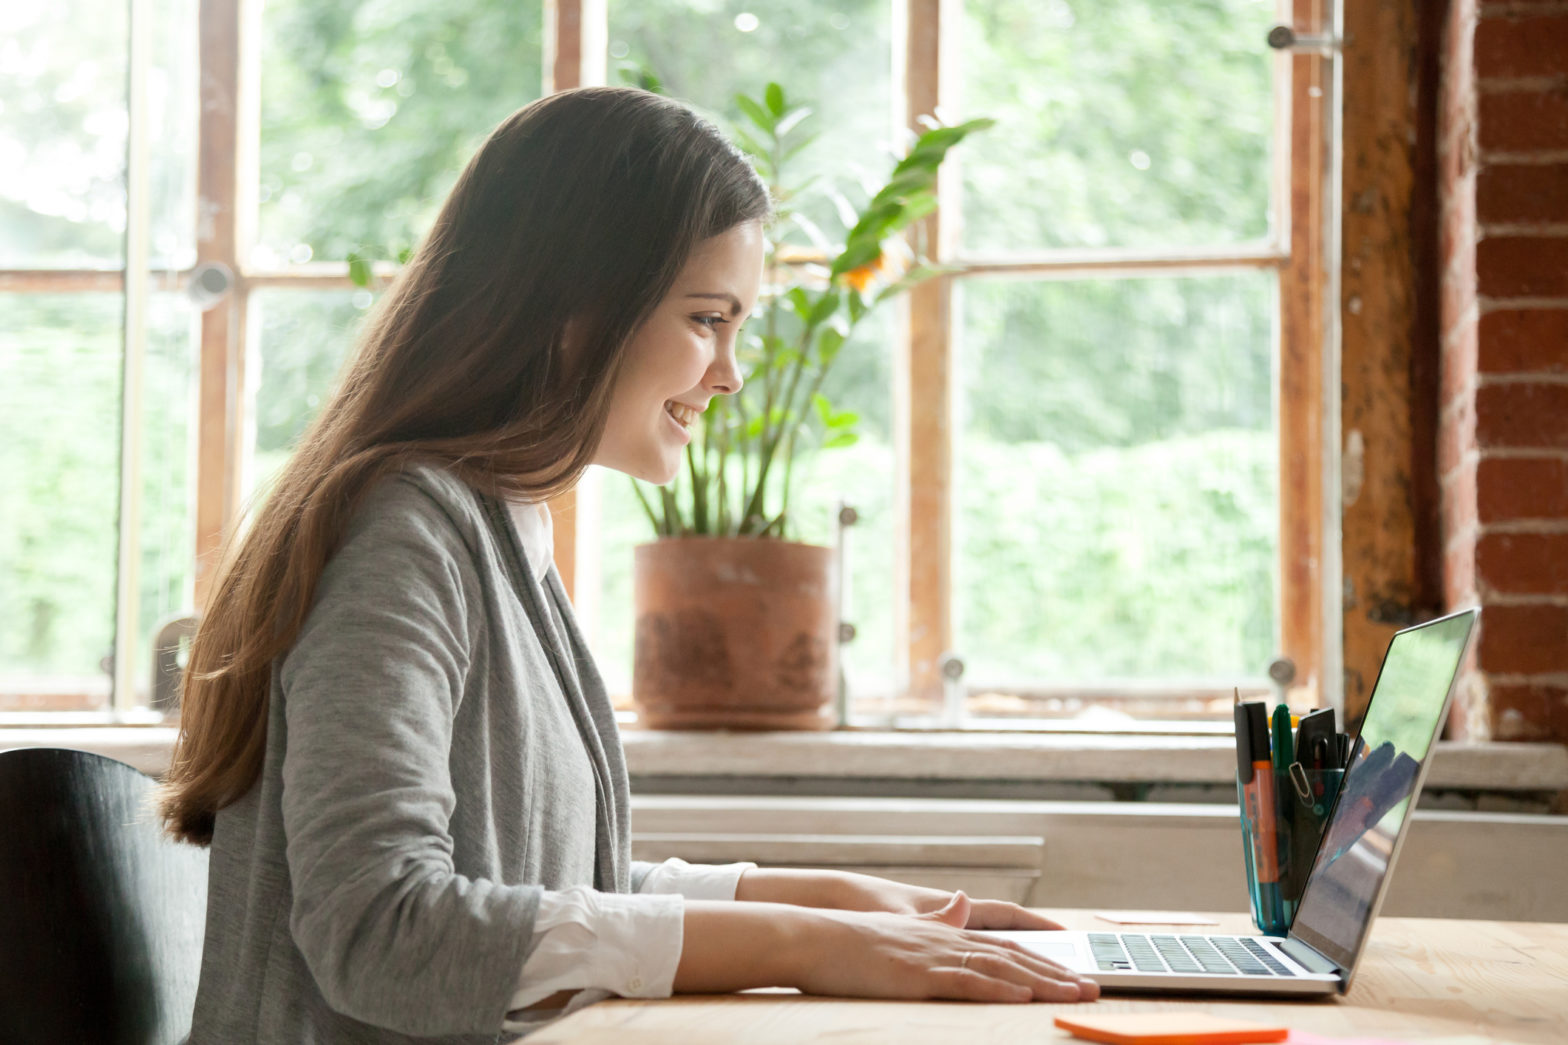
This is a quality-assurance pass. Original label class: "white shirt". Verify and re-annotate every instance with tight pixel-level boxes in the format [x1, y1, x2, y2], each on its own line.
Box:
[501, 501, 755, 1034]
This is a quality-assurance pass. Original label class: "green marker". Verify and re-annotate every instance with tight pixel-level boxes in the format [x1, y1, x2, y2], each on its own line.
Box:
[1271, 703, 1294, 776]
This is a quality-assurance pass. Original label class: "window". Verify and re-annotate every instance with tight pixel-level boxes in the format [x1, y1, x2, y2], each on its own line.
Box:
[1, 0, 1329, 727]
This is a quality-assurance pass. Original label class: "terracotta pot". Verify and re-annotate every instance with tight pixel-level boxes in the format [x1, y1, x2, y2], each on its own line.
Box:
[633, 537, 837, 730]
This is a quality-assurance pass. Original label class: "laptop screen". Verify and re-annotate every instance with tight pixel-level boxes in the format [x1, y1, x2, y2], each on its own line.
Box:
[1288, 609, 1476, 973]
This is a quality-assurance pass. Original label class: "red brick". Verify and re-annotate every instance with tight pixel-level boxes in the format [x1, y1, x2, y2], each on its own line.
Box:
[1442, 264, 1479, 339]
[1485, 681, 1568, 741]
[1477, 601, 1568, 674]
[1440, 120, 1476, 190]
[1477, 308, 1568, 373]
[1476, 532, 1568, 594]
[1444, 456, 1480, 539]
[1474, 381, 1568, 448]
[1442, 171, 1478, 277]
[1475, 14, 1568, 79]
[1476, 236, 1568, 298]
[1439, 388, 1478, 476]
[1477, 455, 1568, 522]
[1476, 163, 1568, 224]
[1445, 530, 1479, 606]
[1442, 308, 1480, 403]
[1478, 89, 1568, 152]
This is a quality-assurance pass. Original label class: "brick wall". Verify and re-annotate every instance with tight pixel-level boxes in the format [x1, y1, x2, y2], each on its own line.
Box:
[1439, 0, 1568, 741]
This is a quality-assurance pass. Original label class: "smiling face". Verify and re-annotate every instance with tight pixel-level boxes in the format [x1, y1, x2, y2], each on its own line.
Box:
[592, 220, 765, 484]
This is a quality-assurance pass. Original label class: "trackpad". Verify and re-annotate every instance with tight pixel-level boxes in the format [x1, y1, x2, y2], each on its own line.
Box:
[979, 931, 1086, 970]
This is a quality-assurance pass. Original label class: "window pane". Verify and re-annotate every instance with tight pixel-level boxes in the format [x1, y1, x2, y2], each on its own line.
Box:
[135, 292, 201, 697]
[148, 0, 200, 271]
[257, 0, 543, 267]
[0, 4, 128, 267]
[954, 273, 1278, 708]
[960, 0, 1275, 250]
[0, 295, 123, 708]
[246, 289, 369, 500]
[608, 0, 892, 238]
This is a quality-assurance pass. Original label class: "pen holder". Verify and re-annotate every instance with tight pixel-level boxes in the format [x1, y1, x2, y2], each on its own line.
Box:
[1238, 767, 1344, 935]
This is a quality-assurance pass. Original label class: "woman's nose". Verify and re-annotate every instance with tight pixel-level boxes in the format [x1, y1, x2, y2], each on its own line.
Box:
[704, 343, 744, 396]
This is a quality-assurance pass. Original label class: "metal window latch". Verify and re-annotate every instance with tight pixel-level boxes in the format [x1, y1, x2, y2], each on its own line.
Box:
[833, 501, 859, 727]
[1267, 25, 1340, 55]
[939, 652, 966, 727]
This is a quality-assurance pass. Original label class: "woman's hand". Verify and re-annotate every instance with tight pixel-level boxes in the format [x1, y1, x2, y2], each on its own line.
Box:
[676, 893, 1098, 1003]
[735, 867, 1065, 931]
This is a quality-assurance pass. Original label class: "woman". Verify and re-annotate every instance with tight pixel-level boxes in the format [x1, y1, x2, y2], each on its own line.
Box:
[160, 87, 1097, 1043]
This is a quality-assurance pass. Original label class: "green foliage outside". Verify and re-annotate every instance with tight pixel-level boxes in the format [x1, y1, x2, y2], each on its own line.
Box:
[2, 0, 1282, 702]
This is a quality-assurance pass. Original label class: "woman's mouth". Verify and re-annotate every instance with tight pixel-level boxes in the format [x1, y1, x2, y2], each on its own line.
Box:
[665, 401, 699, 429]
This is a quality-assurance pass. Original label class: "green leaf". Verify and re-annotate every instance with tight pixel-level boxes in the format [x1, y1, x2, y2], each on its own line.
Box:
[736, 92, 774, 134]
[775, 105, 812, 138]
[780, 132, 821, 166]
[806, 289, 840, 326]
[346, 252, 372, 288]
[764, 82, 786, 117]
[732, 123, 770, 158]
[847, 291, 868, 325]
[786, 287, 812, 321]
[823, 431, 860, 450]
[870, 169, 937, 207]
[883, 193, 938, 234]
[395, 247, 413, 265]
[830, 238, 883, 280]
[813, 393, 833, 424]
[817, 326, 846, 366]
[827, 409, 859, 430]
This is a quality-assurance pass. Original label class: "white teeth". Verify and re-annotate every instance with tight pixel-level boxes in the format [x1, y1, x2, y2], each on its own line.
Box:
[665, 401, 699, 427]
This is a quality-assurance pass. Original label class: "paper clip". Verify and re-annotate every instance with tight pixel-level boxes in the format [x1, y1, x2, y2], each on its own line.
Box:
[1289, 761, 1314, 804]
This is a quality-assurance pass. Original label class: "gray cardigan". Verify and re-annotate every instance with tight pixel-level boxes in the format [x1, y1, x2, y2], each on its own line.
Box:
[189, 465, 649, 1044]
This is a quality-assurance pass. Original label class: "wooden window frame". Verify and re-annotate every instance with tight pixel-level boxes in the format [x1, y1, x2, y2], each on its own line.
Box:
[1, 0, 1334, 721]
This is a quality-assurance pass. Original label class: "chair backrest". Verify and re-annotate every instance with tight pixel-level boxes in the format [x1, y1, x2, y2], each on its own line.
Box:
[0, 747, 208, 1045]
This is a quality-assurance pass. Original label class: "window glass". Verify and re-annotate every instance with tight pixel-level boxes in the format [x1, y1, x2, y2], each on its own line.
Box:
[960, 0, 1275, 250]
[245, 289, 368, 501]
[131, 292, 202, 702]
[148, 0, 200, 271]
[954, 273, 1278, 711]
[256, 0, 543, 267]
[0, 3, 128, 267]
[608, 0, 892, 239]
[0, 296, 123, 708]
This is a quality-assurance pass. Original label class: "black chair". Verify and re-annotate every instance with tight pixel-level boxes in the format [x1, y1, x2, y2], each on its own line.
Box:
[0, 747, 208, 1045]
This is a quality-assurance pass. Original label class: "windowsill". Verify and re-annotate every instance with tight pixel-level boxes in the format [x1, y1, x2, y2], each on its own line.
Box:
[2, 721, 1564, 793]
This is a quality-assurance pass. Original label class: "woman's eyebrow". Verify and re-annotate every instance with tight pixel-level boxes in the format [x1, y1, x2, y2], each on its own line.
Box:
[684, 292, 744, 317]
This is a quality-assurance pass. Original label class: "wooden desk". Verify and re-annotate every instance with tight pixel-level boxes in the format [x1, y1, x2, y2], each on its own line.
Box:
[530, 910, 1568, 1044]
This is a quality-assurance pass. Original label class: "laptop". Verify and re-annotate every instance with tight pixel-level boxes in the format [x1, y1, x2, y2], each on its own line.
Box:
[983, 607, 1479, 996]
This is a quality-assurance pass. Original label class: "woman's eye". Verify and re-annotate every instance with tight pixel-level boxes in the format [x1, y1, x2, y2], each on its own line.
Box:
[693, 314, 726, 329]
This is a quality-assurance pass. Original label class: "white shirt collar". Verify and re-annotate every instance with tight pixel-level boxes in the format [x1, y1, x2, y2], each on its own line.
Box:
[506, 499, 555, 584]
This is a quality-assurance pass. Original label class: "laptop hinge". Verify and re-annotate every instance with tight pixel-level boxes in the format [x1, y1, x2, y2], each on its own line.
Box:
[1279, 938, 1340, 976]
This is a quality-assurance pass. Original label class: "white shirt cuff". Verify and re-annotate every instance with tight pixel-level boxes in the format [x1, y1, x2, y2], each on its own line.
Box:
[502, 887, 684, 1033]
[636, 856, 756, 900]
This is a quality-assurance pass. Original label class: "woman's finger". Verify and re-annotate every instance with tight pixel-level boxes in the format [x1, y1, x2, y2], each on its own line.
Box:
[929, 966, 1035, 1003]
[956, 950, 1087, 1002]
[974, 938, 1102, 998]
[964, 899, 1065, 931]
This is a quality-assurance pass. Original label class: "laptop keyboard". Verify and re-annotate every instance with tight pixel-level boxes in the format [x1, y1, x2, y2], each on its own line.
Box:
[1088, 933, 1296, 976]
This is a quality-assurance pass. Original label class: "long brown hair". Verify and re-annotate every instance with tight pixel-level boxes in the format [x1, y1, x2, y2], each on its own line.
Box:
[161, 87, 771, 844]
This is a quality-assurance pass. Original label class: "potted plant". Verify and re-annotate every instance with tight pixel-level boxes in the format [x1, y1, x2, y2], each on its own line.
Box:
[631, 83, 989, 729]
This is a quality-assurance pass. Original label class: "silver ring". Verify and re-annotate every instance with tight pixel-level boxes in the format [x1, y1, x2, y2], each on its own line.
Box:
[959, 951, 974, 971]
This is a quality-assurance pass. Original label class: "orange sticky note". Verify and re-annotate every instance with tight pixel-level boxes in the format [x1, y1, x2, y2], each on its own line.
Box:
[1053, 1011, 1290, 1045]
